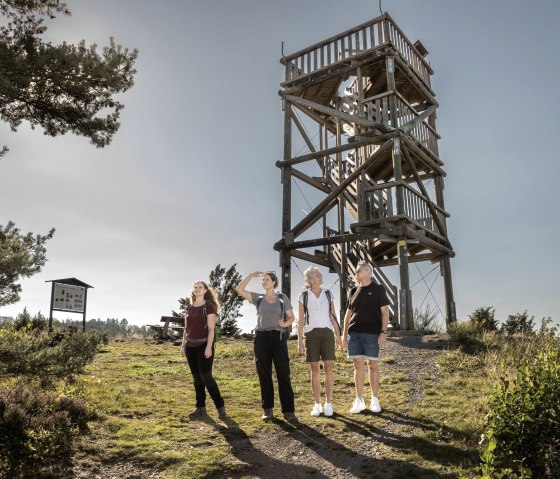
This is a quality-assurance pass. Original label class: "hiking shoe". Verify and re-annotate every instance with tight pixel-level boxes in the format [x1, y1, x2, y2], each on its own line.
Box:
[370, 396, 382, 413]
[262, 408, 273, 421]
[349, 397, 366, 414]
[324, 402, 333, 417]
[217, 406, 227, 419]
[283, 412, 299, 424]
[188, 407, 207, 419]
[310, 403, 323, 417]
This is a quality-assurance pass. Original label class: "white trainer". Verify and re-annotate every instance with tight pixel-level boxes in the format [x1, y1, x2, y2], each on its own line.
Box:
[324, 402, 334, 417]
[310, 403, 323, 416]
[349, 397, 366, 414]
[370, 396, 382, 413]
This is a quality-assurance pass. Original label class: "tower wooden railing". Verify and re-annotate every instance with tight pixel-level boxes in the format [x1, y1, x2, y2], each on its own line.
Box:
[363, 182, 449, 239]
[282, 13, 432, 87]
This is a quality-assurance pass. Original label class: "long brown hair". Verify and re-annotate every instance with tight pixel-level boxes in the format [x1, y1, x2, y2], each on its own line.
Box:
[190, 280, 220, 312]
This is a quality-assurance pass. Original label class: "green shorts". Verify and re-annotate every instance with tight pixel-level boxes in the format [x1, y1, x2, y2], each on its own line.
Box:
[305, 327, 336, 363]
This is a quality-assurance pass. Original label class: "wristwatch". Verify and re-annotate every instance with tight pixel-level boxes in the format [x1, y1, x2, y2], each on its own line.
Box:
[380, 330, 387, 334]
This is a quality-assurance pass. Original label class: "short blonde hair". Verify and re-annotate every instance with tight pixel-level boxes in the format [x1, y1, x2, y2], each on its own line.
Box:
[303, 266, 321, 289]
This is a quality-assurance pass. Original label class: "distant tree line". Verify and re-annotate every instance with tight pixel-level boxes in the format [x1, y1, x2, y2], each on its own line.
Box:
[0, 308, 150, 337]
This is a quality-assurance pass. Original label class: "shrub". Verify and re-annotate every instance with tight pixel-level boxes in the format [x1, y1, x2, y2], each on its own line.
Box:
[501, 311, 535, 335]
[469, 307, 498, 332]
[0, 329, 109, 386]
[447, 321, 485, 353]
[481, 347, 560, 478]
[413, 304, 442, 334]
[0, 381, 89, 479]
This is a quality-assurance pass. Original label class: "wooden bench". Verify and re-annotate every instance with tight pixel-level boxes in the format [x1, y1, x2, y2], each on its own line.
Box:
[148, 315, 184, 339]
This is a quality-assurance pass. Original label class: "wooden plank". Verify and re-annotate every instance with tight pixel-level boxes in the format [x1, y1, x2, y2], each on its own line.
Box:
[292, 168, 331, 193]
[289, 139, 393, 238]
[277, 130, 396, 168]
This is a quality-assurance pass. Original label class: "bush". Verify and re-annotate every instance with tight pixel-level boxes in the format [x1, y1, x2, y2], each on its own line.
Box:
[0, 381, 89, 479]
[413, 304, 442, 334]
[447, 321, 485, 353]
[501, 311, 535, 335]
[480, 347, 560, 478]
[0, 329, 108, 386]
[469, 307, 498, 332]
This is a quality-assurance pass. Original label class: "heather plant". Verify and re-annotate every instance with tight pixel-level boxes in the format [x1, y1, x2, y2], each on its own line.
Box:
[0, 381, 90, 479]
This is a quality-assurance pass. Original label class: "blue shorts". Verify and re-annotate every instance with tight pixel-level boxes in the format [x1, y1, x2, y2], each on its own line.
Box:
[347, 332, 379, 361]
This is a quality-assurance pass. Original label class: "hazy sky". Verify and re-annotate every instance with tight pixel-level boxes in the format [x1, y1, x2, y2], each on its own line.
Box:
[1, 0, 559, 332]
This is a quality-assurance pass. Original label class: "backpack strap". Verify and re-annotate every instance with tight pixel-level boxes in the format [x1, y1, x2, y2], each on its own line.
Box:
[302, 290, 309, 324]
[277, 293, 285, 318]
[325, 289, 337, 322]
[256, 295, 264, 313]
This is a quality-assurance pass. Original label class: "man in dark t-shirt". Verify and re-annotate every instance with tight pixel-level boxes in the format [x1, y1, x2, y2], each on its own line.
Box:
[342, 261, 389, 414]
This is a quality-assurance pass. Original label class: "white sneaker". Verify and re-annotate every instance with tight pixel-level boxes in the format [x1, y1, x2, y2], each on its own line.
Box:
[349, 397, 366, 414]
[310, 403, 323, 416]
[324, 402, 333, 417]
[370, 396, 382, 413]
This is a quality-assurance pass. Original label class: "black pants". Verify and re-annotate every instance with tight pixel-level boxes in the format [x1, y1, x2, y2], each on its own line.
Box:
[185, 343, 224, 409]
[254, 330, 295, 413]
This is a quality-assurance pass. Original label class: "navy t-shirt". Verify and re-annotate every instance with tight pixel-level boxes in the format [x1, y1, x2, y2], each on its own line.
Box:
[346, 282, 389, 334]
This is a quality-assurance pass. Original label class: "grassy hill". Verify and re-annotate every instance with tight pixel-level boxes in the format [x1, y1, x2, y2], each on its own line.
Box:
[68, 335, 490, 478]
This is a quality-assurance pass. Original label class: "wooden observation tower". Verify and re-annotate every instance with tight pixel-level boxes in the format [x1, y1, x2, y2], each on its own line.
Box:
[274, 12, 456, 328]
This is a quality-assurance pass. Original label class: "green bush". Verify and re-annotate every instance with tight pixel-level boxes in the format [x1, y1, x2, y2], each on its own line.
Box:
[469, 307, 498, 332]
[481, 347, 560, 478]
[447, 320, 485, 353]
[0, 381, 89, 479]
[501, 311, 535, 335]
[0, 329, 108, 386]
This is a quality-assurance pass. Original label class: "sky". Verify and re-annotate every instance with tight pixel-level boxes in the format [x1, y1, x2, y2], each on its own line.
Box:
[1, 0, 559, 332]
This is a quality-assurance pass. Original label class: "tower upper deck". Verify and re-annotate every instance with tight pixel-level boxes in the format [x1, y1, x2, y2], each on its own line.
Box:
[281, 12, 433, 98]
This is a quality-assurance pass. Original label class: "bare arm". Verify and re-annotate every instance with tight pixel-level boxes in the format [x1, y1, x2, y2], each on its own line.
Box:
[341, 308, 352, 350]
[379, 305, 389, 348]
[235, 271, 262, 301]
[297, 301, 305, 354]
[204, 314, 216, 357]
[281, 308, 295, 327]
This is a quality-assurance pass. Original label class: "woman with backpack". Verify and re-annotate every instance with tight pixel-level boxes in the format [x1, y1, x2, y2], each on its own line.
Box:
[181, 280, 226, 420]
[297, 267, 342, 417]
[235, 271, 298, 424]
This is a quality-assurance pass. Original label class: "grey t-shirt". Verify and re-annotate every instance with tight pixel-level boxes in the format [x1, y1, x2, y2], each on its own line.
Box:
[250, 292, 293, 332]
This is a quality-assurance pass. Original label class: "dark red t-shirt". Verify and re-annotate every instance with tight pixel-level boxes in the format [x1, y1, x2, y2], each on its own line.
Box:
[185, 302, 217, 347]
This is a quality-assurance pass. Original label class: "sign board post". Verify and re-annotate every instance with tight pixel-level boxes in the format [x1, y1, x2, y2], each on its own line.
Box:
[46, 278, 93, 332]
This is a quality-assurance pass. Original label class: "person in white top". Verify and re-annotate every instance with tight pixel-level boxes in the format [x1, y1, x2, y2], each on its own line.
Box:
[297, 267, 342, 417]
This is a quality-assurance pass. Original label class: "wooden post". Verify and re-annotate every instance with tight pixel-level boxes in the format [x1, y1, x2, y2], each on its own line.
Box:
[397, 238, 412, 329]
[281, 100, 292, 299]
[434, 175, 456, 325]
[48, 281, 55, 332]
[82, 286, 87, 332]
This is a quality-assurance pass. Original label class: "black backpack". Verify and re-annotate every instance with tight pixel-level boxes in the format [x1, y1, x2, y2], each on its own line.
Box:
[256, 293, 291, 338]
[302, 289, 337, 325]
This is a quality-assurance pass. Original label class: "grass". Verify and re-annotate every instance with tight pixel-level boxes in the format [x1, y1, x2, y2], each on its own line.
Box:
[61, 336, 498, 479]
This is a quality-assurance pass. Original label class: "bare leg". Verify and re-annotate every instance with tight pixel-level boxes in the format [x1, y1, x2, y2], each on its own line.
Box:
[353, 358, 365, 398]
[368, 360, 379, 398]
[324, 360, 334, 403]
[310, 362, 321, 403]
